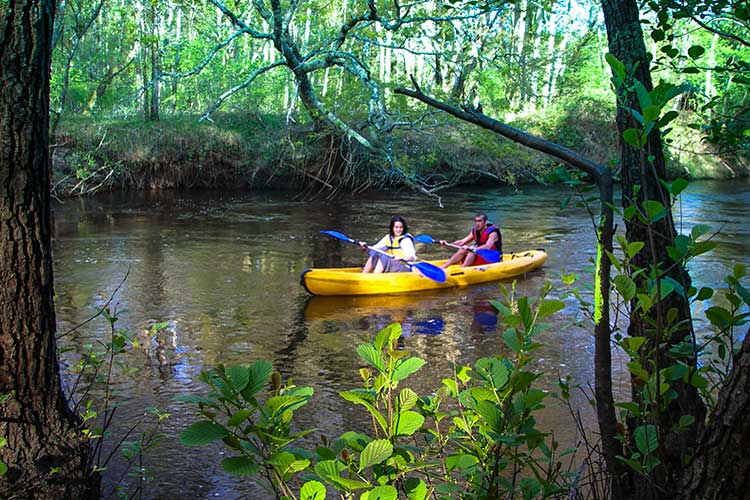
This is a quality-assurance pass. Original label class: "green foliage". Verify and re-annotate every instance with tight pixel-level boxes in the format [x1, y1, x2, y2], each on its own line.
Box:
[59, 308, 170, 498]
[181, 286, 577, 499]
[594, 173, 750, 475]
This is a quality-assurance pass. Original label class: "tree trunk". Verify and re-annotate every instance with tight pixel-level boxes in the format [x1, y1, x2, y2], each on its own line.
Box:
[149, 0, 160, 121]
[600, 0, 706, 497]
[679, 333, 750, 499]
[0, 1, 99, 498]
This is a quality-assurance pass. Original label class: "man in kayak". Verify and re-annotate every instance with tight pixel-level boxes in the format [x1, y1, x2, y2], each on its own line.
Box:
[440, 213, 502, 268]
[358, 215, 417, 273]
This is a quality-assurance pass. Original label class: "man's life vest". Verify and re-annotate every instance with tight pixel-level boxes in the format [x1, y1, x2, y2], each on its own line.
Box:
[385, 233, 415, 259]
[472, 224, 502, 253]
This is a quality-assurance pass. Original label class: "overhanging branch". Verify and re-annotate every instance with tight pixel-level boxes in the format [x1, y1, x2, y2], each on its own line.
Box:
[394, 82, 609, 182]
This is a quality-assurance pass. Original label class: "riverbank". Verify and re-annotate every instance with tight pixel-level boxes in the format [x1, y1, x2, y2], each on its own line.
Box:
[52, 104, 748, 197]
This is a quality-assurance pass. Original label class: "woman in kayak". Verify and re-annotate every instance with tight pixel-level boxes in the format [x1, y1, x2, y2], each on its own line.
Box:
[358, 216, 417, 273]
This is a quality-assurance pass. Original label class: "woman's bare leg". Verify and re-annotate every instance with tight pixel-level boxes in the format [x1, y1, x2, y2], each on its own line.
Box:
[373, 259, 386, 274]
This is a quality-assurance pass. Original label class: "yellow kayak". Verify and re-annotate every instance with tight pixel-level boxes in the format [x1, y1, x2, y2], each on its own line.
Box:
[300, 249, 547, 296]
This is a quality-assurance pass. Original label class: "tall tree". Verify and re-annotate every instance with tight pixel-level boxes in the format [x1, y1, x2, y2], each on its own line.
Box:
[0, 0, 99, 497]
[601, 1, 706, 497]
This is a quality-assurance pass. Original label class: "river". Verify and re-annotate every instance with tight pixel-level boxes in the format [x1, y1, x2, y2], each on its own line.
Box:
[51, 180, 749, 498]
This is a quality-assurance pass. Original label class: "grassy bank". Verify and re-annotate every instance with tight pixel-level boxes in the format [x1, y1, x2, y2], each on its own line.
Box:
[52, 104, 747, 197]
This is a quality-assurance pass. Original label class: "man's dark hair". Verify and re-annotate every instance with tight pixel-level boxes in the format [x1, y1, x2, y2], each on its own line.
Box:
[474, 213, 488, 222]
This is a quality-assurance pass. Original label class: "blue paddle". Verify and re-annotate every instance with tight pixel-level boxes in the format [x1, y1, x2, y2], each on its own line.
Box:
[414, 234, 501, 263]
[320, 230, 447, 283]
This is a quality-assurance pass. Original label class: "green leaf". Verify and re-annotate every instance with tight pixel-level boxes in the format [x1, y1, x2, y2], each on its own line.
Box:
[473, 357, 510, 389]
[442, 378, 459, 396]
[314, 459, 346, 481]
[340, 391, 388, 432]
[623, 128, 644, 148]
[537, 299, 565, 319]
[706, 306, 732, 329]
[300, 480, 327, 500]
[475, 400, 504, 431]
[398, 388, 419, 411]
[269, 452, 310, 476]
[687, 45, 705, 59]
[637, 293, 653, 313]
[634, 81, 652, 109]
[691, 224, 712, 239]
[359, 439, 393, 471]
[329, 476, 371, 490]
[623, 205, 638, 221]
[0, 462, 6, 476]
[626, 241, 645, 259]
[445, 453, 479, 472]
[643, 200, 666, 222]
[392, 357, 426, 382]
[357, 344, 386, 372]
[179, 421, 229, 446]
[614, 275, 637, 302]
[624, 336, 646, 353]
[241, 360, 273, 400]
[696, 287, 713, 301]
[221, 456, 260, 475]
[394, 410, 424, 436]
[643, 105, 660, 125]
[524, 389, 547, 409]
[404, 478, 428, 500]
[266, 395, 310, 417]
[374, 323, 401, 350]
[503, 328, 522, 353]
[658, 110, 680, 129]
[634, 425, 659, 454]
[360, 485, 398, 500]
[227, 409, 253, 427]
[436, 483, 462, 494]
[605, 53, 626, 80]
[734, 263, 747, 279]
[692, 241, 717, 257]
[226, 365, 250, 392]
[606, 250, 623, 272]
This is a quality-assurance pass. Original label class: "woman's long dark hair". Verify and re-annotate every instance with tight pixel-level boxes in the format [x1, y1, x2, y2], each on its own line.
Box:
[389, 215, 408, 237]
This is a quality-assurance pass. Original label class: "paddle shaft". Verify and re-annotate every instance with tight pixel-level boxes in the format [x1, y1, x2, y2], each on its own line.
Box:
[320, 230, 446, 282]
[442, 241, 500, 261]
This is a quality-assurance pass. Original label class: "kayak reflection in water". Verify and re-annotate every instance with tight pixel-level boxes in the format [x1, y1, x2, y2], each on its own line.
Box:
[358, 215, 417, 274]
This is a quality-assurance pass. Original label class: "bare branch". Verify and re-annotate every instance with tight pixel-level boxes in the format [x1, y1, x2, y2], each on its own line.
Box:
[161, 29, 251, 79]
[199, 60, 286, 121]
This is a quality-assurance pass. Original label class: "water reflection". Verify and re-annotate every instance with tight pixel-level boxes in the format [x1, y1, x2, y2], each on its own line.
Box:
[49, 180, 750, 498]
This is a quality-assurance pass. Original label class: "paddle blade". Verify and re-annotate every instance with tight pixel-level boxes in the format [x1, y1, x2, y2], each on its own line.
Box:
[413, 261, 447, 282]
[414, 234, 436, 244]
[475, 249, 501, 263]
[320, 230, 355, 244]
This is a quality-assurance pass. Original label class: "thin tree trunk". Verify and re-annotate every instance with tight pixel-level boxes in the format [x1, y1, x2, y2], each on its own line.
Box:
[0, 1, 99, 497]
[172, 1, 182, 113]
[149, 1, 161, 121]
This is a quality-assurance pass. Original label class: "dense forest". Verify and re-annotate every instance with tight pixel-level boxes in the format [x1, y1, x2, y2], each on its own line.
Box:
[48, 0, 749, 195]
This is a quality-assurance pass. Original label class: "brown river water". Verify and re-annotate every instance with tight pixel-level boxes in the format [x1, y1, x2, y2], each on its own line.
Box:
[51, 181, 749, 498]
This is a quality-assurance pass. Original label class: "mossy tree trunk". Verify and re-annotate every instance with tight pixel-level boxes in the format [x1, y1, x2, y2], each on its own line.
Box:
[0, 1, 99, 497]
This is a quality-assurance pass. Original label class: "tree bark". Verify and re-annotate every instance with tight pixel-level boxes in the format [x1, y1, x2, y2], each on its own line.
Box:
[0, 1, 99, 497]
[679, 333, 750, 499]
[600, 0, 706, 497]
